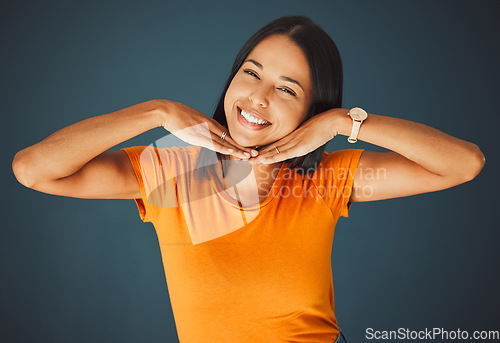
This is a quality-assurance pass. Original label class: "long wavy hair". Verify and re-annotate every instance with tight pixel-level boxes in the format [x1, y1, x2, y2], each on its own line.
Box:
[195, 15, 343, 181]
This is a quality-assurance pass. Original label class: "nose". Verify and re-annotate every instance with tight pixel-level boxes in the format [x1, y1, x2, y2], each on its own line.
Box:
[248, 86, 270, 108]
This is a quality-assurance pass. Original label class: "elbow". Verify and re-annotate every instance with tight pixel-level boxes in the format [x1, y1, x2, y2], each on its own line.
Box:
[463, 144, 486, 182]
[12, 151, 36, 189]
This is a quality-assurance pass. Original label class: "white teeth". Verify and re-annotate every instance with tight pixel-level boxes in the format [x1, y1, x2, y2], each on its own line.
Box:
[240, 109, 269, 125]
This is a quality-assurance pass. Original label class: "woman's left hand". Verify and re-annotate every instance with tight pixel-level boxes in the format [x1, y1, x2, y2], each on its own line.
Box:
[248, 108, 343, 164]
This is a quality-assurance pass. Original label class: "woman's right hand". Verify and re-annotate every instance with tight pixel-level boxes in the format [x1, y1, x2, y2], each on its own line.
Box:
[158, 100, 256, 160]
[12, 99, 256, 199]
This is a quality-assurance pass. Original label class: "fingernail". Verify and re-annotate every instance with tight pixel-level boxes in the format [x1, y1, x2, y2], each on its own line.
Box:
[228, 148, 234, 153]
[251, 149, 258, 156]
[244, 152, 250, 157]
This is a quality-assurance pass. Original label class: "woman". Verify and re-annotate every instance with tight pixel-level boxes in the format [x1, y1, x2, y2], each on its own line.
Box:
[12, 16, 484, 343]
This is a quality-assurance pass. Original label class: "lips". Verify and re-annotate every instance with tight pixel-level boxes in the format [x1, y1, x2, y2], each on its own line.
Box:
[238, 106, 271, 124]
[237, 107, 272, 130]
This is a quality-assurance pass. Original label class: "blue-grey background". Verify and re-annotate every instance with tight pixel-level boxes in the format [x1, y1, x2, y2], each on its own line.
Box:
[2, 0, 499, 342]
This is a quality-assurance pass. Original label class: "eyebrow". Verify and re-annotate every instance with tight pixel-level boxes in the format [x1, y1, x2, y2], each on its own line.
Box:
[243, 59, 305, 92]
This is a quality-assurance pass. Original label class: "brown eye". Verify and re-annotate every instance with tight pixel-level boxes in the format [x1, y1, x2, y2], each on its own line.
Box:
[279, 87, 296, 97]
[243, 70, 259, 79]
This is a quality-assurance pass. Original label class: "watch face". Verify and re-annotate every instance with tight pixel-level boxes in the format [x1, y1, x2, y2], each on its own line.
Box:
[349, 107, 368, 121]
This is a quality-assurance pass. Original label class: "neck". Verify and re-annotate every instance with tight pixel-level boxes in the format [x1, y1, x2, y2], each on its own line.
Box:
[216, 155, 282, 203]
[225, 155, 281, 183]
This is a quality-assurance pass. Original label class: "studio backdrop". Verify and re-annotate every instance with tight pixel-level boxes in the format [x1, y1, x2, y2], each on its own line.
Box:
[1, 0, 499, 342]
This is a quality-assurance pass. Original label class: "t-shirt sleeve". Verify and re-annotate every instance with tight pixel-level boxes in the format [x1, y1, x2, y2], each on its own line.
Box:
[312, 149, 364, 218]
[121, 146, 179, 223]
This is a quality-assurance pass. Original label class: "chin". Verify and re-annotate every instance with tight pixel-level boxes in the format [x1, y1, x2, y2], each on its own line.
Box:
[229, 126, 277, 148]
[242, 141, 274, 152]
[233, 137, 260, 148]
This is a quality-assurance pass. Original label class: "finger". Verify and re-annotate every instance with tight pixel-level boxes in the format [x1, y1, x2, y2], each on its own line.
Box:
[222, 134, 254, 154]
[208, 131, 252, 159]
[199, 135, 246, 158]
[222, 133, 259, 157]
[251, 140, 308, 165]
[208, 121, 256, 153]
[260, 148, 293, 164]
[208, 124, 255, 157]
[257, 133, 296, 155]
[198, 123, 242, 155]
[261, 144, 310, 164]
[189, 125, 240, 157]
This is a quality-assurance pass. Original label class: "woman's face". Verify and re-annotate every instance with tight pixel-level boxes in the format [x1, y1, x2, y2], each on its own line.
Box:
[224, 34, 313, 148]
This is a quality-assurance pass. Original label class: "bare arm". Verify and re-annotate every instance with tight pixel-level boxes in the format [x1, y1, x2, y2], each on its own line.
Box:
[250, 108, 485, 202]
[12, 100, 164, 199]
[12, 99, 254, 199]
[329, 110, 486, 202]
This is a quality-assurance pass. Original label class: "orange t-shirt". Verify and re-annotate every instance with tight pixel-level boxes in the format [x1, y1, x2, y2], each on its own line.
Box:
[122, 145, 364, 343]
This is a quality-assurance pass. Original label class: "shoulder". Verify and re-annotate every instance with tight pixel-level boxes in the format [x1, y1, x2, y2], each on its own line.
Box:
[123, 145, 201, 157]
[160, 145, 202, 159]
[318, 149, 365, 169]
[307, 149, 364, 183]
[121, 145, 202, 169]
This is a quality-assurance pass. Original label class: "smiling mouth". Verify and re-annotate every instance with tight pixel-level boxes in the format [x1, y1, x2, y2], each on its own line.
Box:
[238, 107, 272, 127]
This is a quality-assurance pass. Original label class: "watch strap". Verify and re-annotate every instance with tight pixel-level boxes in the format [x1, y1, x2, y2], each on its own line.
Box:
[348, 120, 362, 143]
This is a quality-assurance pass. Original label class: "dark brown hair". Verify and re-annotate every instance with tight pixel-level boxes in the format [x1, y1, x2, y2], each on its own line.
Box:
[195, 15, 343, 180]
